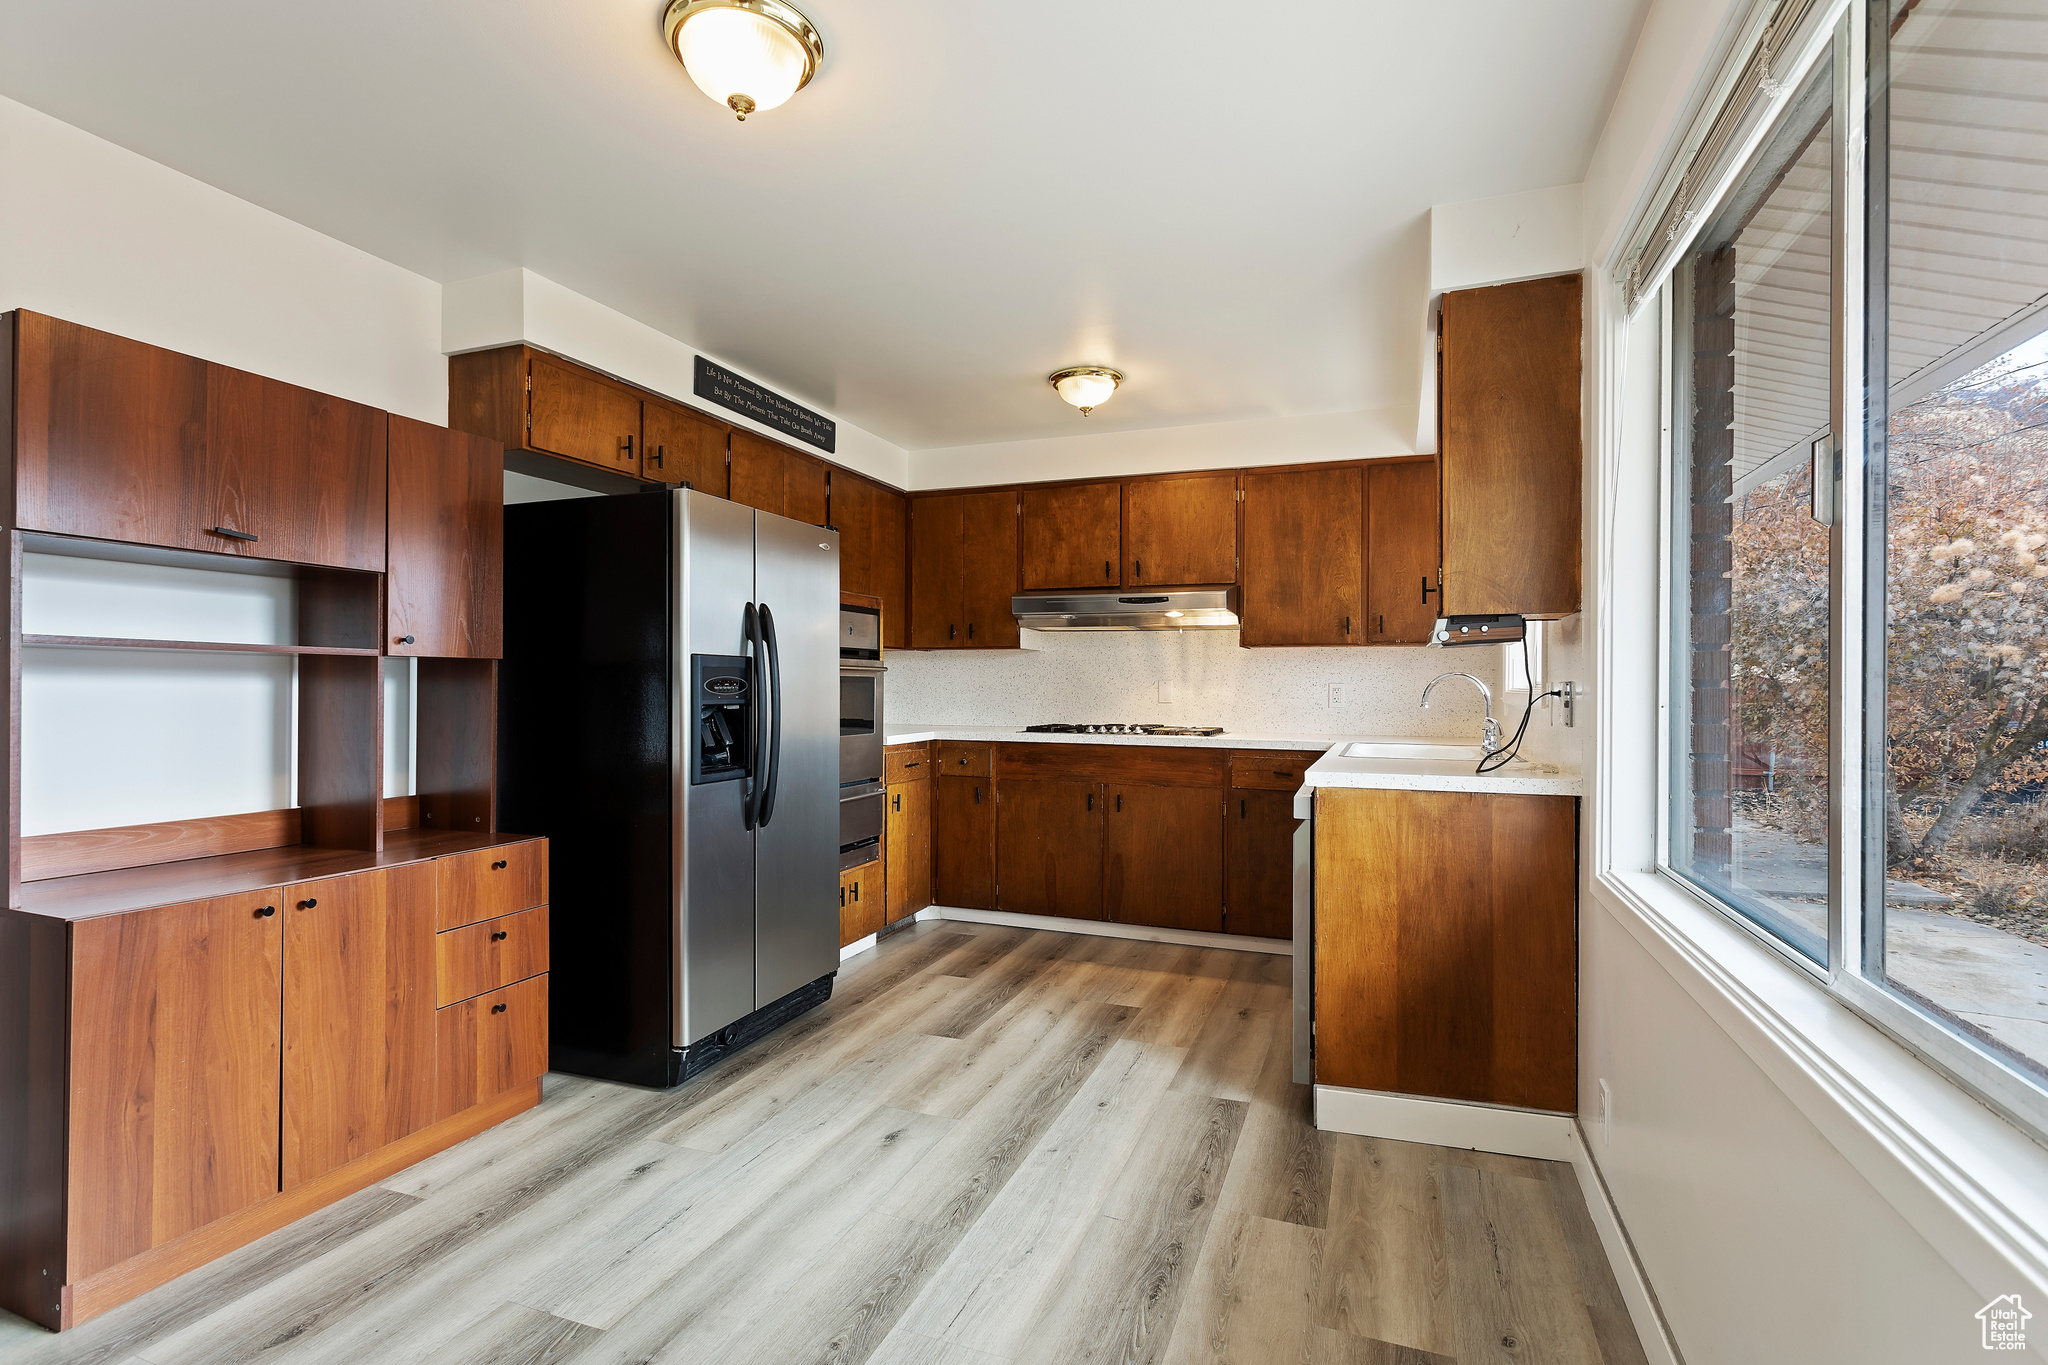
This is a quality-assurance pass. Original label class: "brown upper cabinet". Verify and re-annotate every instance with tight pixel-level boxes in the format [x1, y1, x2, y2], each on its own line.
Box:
[528, 351, 642, 477]
[833, 471, 909, 649]
[386, 414, 504, 659]
[641, 398, 728, 492]
[11, 311, 387, 572]
[1124, 472, 1237, 587]
[729, 429, 830, 527]
[1019, 482, 1120, 591]
[910, 490, 1019, 649]
[1240, 466, 1363, 647]
[1365, 457, 1439, 645]
[1438, 273, 1582, 619]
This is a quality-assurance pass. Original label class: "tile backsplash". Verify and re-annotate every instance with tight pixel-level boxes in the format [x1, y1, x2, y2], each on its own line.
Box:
[885, 628, 1514, 741]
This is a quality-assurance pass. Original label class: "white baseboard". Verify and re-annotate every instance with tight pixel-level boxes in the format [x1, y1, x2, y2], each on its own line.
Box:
[838, 933, 877, 962]
[1568, 1122, 1684, 1365]
[1312, 1084, 1576, 1161]
[915, 905, 1291, 955]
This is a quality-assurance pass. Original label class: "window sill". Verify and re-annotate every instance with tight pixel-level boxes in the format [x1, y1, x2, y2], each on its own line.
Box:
[1590, 865, 2048, 1303]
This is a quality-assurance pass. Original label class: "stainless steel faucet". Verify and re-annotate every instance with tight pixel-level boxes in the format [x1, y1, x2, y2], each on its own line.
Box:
[1421, 672, 1502, 754]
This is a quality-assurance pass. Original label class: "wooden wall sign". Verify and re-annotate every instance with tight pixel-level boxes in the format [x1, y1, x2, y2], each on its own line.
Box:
[693, 356, 836, 454]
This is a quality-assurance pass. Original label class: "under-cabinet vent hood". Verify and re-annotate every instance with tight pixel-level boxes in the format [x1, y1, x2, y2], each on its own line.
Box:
[1012, 587, 1240, 631]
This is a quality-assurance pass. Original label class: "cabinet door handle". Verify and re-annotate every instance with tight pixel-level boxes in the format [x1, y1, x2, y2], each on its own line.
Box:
[974, 785, 981, 804]
[851, 883, 860, 902]
[904, 761, 921, 769]
[1087, 792, 1094, 811]
[1422, 576, 1438, 605]
[396, 634, 416, 645]
[297, 898, 317, 909]
[968, 623, 975, 641]
[492, 860, 508, 870]
[209, 526, 259, 543]
[255, 905, 276, 918]
[1115, 793, 1123, 813]
[892, 793, 901, 812]
[1343, 616, 1351, 637]
[840, 885, 847, 907]
[652, 444, 665, 469]
[949, 624, 957, 640]
[1240, 799, 1246, 819]
[1133, 559, 1141, 580]
[1378, 615, 1384, 637]
[1273, 769, 1291, 778]
[1104, 560, 1112, 578]
[491, 930, 509, 942]
[491, 1002, 507, 1014]
[622, 434, 635, 462]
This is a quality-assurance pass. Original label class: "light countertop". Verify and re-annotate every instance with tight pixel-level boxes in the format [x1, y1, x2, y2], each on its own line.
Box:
[882, 724, 1583, 802]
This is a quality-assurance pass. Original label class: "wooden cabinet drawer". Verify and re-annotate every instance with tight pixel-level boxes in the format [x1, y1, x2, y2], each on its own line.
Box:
[437, 905, 550, 1007]
[437, 974, 548, 1120]
[885, 745, 932, 783]
[936, 743, 991, 777]
[436, 840, 548, 932]
[1228, 750, 1327, 791]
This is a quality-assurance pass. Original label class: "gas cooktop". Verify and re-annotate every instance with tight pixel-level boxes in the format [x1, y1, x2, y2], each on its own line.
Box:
[1022, 723, 1226, 737]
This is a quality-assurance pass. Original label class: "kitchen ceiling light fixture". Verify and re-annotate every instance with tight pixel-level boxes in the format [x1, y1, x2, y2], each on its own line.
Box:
[1049, 366, 1123, 416]
[663, 0, 824, 122]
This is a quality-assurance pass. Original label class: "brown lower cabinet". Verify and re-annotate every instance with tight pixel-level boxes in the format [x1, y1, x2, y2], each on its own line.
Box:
[839, 861, 883, 947]
[933, 773, 996, 909]
[0, 834, 549, 1331]
[1313, 787, 1576, 1112]
[996, 778, 1104, 920]
[885, 769, 932, 924]
[1104, 784, 1223, 932]
[1227, 790, 1300, 939]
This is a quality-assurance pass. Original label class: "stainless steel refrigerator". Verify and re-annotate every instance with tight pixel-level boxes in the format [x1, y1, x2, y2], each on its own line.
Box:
[499, 488, 841, 1088]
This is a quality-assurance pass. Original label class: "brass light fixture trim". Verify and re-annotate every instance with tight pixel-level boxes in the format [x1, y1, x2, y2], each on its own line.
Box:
[1048, 365, 1124, 416]
[663, 0, 825, 122]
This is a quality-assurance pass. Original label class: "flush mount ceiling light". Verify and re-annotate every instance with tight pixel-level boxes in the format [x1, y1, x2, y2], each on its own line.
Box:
[1049, 366, 1123, 416]
[663, 0, 824, 122]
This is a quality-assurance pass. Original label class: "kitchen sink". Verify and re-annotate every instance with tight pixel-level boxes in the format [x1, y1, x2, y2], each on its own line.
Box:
[1339, 741, 1495, 761]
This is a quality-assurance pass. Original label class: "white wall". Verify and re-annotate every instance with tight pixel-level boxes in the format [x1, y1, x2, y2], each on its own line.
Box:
[1576, 23, 2048, 1352]
[888, 630, 1512, 742]
[1, 95, 444, 831]
[907, 409, 1412, 491]
[444, 268, 910, 490]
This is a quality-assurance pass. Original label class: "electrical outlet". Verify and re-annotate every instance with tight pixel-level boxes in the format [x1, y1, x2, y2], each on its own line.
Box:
[1328, 683, 1347, 707]
[1158, 680, 1176, 705]
[1597, 1078, 1612, 1145]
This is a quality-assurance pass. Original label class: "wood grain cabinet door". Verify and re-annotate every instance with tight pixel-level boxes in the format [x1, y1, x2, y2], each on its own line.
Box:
[528, 352, 642, 476]
[1240, 467, 1363, 647]
[1226, 790, 1298, 938]
[641, 399, 728, 491]
[996, 779, 1104, 920]
[728, 430, 789, 516]
[1439, 274, 1582, 618]
[66, 891, 283, 1280]
[1365, 459, 1440, 644]
[1104, 784, 1223, 932]
[961, 490, 1020, 648]
[786, 453, 830, 526]
[205, 362, 387, 571]
[874, 488, 909, 649]
[932, 774, 996, 909]
[1019, 482, 1120, 591]
[387, 414, 504, 658]
[10, 311, 216, 555]
[909, 495, 965, 648]
[280, 865, 437, 1189]
[839, 864, 883, 946]
[1313, 788, 1577, 1111]
[1124, 473, 1238, 587]
[437, 974, 548, 1120]
[886, 778, 932, 923]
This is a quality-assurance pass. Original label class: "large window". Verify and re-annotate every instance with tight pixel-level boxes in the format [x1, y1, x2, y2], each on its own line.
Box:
[1665, 0, 2048, 1132]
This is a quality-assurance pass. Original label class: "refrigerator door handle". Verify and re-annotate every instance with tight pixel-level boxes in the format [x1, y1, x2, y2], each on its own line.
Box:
[743, 601, 761, 831]
[759, 602, 784, 826]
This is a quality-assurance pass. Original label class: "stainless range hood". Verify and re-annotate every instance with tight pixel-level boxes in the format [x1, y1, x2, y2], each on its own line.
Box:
[1012, 587, 1240, 631]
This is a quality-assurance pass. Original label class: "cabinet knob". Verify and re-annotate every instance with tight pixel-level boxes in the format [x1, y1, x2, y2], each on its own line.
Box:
[492, 860, 508, 870]
[396, 634, 415, 645]
[491, 1003, 507, 1014]
[298, 898, 316, 909]
[491, 930, 509, 941]
[255, 905, 276, 919]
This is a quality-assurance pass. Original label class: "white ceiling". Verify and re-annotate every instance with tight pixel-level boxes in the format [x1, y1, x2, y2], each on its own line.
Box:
[0, 0, 1647, 449]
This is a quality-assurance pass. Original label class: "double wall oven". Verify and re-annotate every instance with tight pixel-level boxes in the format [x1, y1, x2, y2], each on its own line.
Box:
[838, 601, 885, 870]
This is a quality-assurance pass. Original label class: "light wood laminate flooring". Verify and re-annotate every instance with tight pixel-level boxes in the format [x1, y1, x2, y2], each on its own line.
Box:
[0, 921, 1649, 1365]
